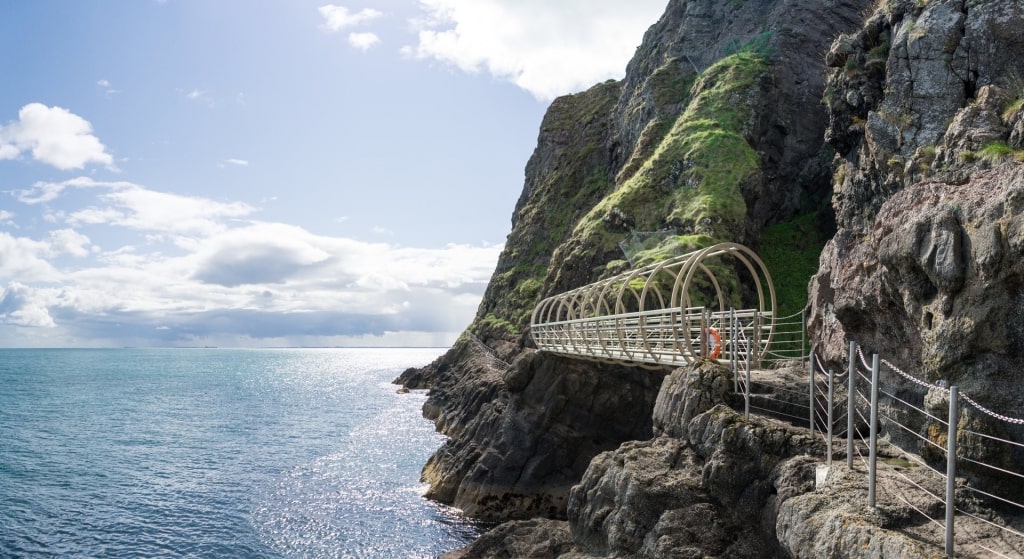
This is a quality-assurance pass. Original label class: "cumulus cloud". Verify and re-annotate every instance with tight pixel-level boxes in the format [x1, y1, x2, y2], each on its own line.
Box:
[0, 282, 56, 327]
[405, 0, 666, 100]
[1, 177, 502, 347]
[192, 223, 332, 287]
[0, 210, 14, 226]
[48, 229, 92, 257]
[223, 158, 249, 166]
[0, 103, 114, 170]
[12, 177, 254, 236]
[348, 31, 381, 50]
[319, 5, 383, 31]
[0, 232, 61, 283]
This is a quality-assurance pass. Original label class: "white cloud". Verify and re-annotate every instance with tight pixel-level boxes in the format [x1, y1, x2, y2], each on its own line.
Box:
[348, 31, 381, 50]
[0, 232, 61, 282]
[406, 0, 666, 100]
[0, 103, 115, 170]
[0, 282, 56, 328]
[224, 158, 249, 166]
[97, 79, 110, 87]
[371, 225, 394, 235]
[0, 176, 502, 347]
[0, 210, 14, 226]
[192, 223, 332, 287]
[186, 89, 205, 100]
[319, 5, 383, 31]
[48, 229, 92, 257]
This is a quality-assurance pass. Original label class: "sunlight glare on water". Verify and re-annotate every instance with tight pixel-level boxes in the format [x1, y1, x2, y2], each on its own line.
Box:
[0, 348, 482, 558]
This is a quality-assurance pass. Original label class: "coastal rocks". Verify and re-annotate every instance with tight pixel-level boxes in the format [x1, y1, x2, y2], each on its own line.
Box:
[808, 0, 1024, 508]
[651, 358, 737, 438]
[777, 466, 945, 559]
[417, 344, 667, 521]
[439, 518, 574, 559]
[564, 363, 821, 559]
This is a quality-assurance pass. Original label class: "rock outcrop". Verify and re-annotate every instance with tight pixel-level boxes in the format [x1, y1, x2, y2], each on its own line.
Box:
[442, 362, 950, 558]
[807, 0, 1024, 499]
[399, 0, 869, 523]
[396, 0, 1024, 556]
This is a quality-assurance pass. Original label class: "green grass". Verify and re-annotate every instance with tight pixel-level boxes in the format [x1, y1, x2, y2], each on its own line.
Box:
[759, 212, 828, 319]
[977, 141, 1016, 163]
[569, 49, 770, 256]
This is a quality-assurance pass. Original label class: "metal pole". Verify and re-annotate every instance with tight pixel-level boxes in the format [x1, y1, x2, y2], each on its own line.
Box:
[945, 385, 959, 557]
[731, 308, 737, 393]
[809, 346, 815, 437]
[744, 341, 751, 420]
[801, 310, 806, 358]
[828, 369, 834, 467]
[868, 354, 880, 508]
[847, 341, 856, 468]
[700, 309, 707, 359]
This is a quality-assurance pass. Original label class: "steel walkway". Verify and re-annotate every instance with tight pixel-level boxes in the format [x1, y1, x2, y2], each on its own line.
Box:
[530, 242, 779, 369]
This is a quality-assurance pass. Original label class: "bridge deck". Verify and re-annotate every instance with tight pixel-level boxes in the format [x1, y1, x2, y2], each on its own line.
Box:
[531, 307, 771, 368]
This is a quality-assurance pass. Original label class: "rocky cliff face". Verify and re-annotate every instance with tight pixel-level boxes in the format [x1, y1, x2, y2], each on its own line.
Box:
[398, 0, 868, 523]
[442, 363, 947, 559]
[807, 0, 1024, 496]
[398, 0, 1024, 556]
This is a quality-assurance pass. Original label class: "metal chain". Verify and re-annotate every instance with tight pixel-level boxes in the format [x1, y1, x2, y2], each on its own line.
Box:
[854, 342, 1024, 425]
[960, 392, 1024, 426]
[879, 356, 947, 393]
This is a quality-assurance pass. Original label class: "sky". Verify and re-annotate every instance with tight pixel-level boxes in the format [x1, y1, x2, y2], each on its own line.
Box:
[0, 0, 667, 348]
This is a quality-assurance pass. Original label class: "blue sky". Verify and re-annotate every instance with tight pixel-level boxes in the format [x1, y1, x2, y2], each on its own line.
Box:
[0, 0, 666, 347]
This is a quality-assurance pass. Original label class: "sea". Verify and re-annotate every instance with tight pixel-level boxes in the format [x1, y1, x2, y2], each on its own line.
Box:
[0, 348, 483, 558]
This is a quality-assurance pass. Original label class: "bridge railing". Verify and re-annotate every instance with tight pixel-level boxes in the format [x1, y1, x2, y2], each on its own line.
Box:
[530, 306, 775, 370]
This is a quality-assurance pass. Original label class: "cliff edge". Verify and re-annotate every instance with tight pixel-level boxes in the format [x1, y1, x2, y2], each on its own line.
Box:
[398, 0, 1024, 556]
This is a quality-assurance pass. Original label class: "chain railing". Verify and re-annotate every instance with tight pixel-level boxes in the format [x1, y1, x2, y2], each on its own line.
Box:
[811, 341, 1024, 558]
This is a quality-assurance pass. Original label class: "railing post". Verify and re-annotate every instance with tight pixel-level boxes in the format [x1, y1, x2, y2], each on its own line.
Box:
[868, 353, 880, 508]
[700, 309, 707, 359]
[809, 347, 815, 436]
[731, 308, 738, 394]
[744, 340, 751, 420]
[801, 310, 806, 357]
[847, 341, 856, 468]
[945, 385, 959, 558]
[827, 369, 835, 467]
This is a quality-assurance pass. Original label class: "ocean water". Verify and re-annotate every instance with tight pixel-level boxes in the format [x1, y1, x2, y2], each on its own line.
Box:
[0, 348, 482, 558]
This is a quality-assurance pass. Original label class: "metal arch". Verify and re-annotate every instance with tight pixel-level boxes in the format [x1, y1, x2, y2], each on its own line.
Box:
[530, 242, 777, 368]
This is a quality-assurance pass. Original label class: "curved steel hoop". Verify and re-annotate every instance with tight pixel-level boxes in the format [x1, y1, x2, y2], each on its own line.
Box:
[530, 242, 777, 368]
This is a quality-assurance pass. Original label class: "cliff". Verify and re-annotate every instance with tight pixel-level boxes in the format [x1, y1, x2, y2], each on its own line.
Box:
[397, 0, 1024, 557]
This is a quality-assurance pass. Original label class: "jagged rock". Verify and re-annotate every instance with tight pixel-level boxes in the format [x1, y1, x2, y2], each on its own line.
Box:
[418, 345, 666, 521]
[652, 359, 737, 438]
[777, 466, 945, 559]
[564, 364, 822, 559]
[402, 0, 1024, 556]
[809, 0, 1024, 509]
[439, 518, 573, 559]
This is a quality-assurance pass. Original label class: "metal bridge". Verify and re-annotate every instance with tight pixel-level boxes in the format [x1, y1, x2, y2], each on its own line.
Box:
[528, 241, 1024, 557]
[530, 242, 793, 369]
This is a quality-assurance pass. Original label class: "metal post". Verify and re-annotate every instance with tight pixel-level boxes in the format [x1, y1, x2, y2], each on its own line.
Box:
[802, 311, 806, 357]
[809, 347, 815, 436]
[827, 370, 835, 467]
[731, 308, 738, 393]
[945, 385, 959, 557]
[847, 341, 856, 468]
[868, 354, 880, 508]
[700, 309, 707, 359]
[744, 342, 751, 420]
